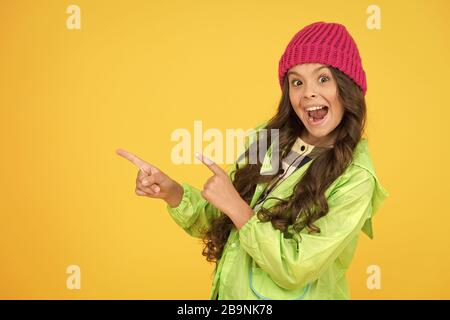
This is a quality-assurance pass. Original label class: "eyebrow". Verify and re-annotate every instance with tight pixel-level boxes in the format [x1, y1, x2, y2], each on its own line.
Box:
[287, 66, 329, 77]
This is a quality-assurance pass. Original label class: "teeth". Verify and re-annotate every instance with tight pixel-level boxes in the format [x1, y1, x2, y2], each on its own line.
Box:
[306, 105, 326, 111]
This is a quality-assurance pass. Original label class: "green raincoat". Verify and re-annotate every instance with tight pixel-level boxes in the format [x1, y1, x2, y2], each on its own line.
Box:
[166, 121, 389, 300]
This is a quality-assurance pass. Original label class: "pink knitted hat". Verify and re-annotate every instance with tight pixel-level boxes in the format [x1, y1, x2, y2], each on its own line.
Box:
[278, 21, 367, 95]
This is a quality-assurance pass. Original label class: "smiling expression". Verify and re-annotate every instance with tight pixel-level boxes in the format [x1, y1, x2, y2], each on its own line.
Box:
[287, 63, 345, 147]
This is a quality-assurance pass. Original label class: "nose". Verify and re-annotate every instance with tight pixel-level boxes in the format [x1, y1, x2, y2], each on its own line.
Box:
[303, 83, 319, 99]
[303, 92, 318, 100]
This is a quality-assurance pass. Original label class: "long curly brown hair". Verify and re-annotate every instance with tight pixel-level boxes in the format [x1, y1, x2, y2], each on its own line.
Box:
[201, 65, 367, 266]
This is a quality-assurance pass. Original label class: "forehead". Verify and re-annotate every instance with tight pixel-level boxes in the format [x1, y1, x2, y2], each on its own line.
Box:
[287, 63, 329, 76]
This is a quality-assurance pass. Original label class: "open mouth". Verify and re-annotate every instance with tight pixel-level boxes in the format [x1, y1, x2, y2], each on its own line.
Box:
[306, 105, 329, 125]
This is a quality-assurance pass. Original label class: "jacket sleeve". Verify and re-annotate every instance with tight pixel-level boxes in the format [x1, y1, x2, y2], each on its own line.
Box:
[166, 120, 269, 238]
[166, 182, 221, 238]
[238, 166, 378, 290]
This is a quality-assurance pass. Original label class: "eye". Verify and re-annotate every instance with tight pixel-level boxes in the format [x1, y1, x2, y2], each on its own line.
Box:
[319, 74, 330, 83]
[291, 79, 302, 86]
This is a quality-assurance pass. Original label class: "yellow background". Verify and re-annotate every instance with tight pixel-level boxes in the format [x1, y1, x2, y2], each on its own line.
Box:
[1, 0, 449, 299]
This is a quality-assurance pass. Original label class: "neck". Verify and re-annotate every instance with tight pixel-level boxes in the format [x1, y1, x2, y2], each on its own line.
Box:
[300, 131, 336, 148]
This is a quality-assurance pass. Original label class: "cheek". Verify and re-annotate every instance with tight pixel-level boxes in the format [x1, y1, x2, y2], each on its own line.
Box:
[333, 103, 345, 124]
[289, 92, 296, 106]
[327, 90, 343, 117]
[289, 94, 301, 114]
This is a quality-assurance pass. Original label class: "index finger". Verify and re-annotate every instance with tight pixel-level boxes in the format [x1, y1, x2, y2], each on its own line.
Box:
[195, 152, 225, 176]
[116, 148, 154, 173]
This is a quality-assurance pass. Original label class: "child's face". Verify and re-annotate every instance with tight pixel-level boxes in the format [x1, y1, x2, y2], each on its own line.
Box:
[287, 63, 344, 147]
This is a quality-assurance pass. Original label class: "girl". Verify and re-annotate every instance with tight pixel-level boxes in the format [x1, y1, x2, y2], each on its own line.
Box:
[117, 21, 389, 300]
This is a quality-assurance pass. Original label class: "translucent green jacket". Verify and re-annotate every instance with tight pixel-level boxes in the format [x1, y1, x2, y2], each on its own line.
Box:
[166, 122, 389, 300]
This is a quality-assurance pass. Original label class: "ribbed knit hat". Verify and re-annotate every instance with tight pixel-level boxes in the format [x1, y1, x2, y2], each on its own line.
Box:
[278, 21, 367, 95]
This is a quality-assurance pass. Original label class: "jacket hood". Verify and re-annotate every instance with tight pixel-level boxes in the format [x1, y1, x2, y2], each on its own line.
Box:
[351, 138, 389, 239]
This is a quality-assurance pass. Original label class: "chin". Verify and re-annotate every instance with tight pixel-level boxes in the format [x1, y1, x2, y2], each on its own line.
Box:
[306, 129, 330, 138]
